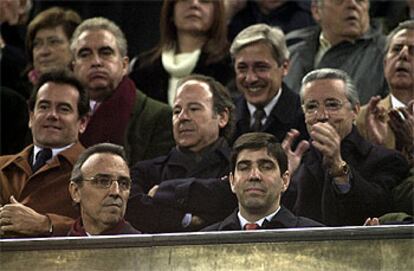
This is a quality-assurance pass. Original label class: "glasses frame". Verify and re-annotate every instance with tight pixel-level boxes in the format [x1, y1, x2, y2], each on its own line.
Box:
[302, 98, 350, 115]
[82, 174, 132, 191]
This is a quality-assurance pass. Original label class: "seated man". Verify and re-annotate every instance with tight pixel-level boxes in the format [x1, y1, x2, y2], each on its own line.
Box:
[282, 68, 410, 226]
[127, 74, 236, 233]
[68, 143, 139, 236]
[356, 20, 414, 165]
[0, 70, 88, 237]
[230, 24, 308, 144]
[203, 132, 322, 231]
[71, 17, 174, 165]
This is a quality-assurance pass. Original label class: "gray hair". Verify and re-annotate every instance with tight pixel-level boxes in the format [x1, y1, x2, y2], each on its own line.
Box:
[385, 20, 414, 54]
[300, 68, 360, 108]
[71, 143, 128, 185]
[70, 17, 128, 57]
[230, 23, 289, 66]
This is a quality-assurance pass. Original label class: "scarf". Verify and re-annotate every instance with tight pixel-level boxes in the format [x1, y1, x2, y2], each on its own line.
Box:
[162, 47, 201, 105]
[68, 217, 137, 236]
[80, 76, 136, 147]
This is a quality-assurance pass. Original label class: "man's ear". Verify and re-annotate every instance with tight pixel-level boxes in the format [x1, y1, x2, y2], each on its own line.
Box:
[281, 60, 290, 77]
[78, 115, 89, 134]
[311, 0, 321, 23]
[229, 172, 236, 194]
[122, 56, 129, 76]
[281, 170, 290, 192]
[69, 181, 81, 203]
[218, 108, 230, 129]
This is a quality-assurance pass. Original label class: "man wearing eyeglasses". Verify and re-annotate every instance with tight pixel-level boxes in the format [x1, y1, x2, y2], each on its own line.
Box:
[68, 143, 139, 236]
[281, 68, 409, 226]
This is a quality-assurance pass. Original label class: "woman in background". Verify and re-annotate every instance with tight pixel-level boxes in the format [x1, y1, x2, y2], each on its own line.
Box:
[129, 0, 233, 105]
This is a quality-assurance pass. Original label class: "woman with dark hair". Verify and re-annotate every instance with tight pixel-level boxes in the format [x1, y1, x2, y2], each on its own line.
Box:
[129, 0, 233, 105]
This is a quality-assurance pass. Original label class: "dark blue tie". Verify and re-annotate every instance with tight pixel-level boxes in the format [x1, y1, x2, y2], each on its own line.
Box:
[32, 148, 52, 172]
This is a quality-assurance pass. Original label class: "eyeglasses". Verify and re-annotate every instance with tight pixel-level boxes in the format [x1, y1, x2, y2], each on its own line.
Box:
[82, 174, 131, 190]
[302, 99, 349, 115]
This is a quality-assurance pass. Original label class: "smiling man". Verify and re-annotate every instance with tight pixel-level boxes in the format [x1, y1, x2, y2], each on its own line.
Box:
[203, 132, 322, 231]
[0, 70, 89, 237]
[230, 23, 308, 145]
[68, 143, 139, 236]
[71, 17, 174, 166]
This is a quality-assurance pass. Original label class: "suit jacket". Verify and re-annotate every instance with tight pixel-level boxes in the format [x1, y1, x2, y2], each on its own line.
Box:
[126, 138, 233, 233]
[232, 84, 308, 144]
[126, 89, 175, 165]
[130, 50, 233, 104]
[0, 143, 84, 236]
[284, 126, 409, 226]
[202, 206, 323, 231]
[356, 94, 395, 149]
[284, 23, 388, 105]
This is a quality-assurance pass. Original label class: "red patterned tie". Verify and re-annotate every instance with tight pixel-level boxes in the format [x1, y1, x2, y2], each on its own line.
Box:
[244, 223, 259, 230]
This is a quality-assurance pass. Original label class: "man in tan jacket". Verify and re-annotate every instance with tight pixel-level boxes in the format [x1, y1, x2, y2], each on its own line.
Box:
[0, 70, 89, 237]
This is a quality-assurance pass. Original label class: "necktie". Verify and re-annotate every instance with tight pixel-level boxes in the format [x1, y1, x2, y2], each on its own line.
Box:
[252, 108, 266, 132]
[32, 148, 52, 172]
[244, 223, 260, 230]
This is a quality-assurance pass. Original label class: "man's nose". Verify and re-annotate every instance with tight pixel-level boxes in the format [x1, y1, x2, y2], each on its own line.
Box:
[315, 106, 329, 122]
[249, 167, 261, 180]
[108, 180, 121, 195]
[46, 108, 59, 120]
[91, 53, 103, 67]
[398, 45, 411, 60]
[245, 69, 258, 83]
[177, 109, 190, 121]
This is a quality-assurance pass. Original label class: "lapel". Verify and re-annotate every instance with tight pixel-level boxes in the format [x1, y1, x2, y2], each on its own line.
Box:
[265, 207, 299, 228]
[219, 209, 242, 230]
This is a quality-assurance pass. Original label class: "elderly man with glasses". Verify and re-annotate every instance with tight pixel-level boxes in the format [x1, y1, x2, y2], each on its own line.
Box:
[68, 143, 140, 236]
[282, 68, 409, 226]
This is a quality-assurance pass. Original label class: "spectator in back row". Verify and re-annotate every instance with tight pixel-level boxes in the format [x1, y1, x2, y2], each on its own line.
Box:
[285, 0, 387, 105]
[68, 143, 140, 236]
[282, 68, 409, 226]
[203, 132, 323, 231]
[25, 7, 81, 86]
[230, 23, 308, 145]
[126, 74, 236, 233]
[129, 0, 233, 106]
[227, 0, 315, 42]
[70, 17, 174, 166]
[0, 70, 88, 237]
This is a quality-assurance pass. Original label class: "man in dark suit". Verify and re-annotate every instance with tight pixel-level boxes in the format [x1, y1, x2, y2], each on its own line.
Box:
[230, 23, 308, 145]
[203, 132, 322, 231]
[126, 74, 236, 233]
[282, 68, 410, 226]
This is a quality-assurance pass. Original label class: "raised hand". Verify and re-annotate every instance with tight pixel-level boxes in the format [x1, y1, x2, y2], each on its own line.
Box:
[281, 129, 310, 175]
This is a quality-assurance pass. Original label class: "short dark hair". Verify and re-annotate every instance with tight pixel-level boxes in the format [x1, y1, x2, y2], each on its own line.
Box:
[28, 69, 89, 118]
[71, 143, 128, 185]
[26, 7, 81, 65]
[176, 74, 235, 140]
[231, 132, 287, 176]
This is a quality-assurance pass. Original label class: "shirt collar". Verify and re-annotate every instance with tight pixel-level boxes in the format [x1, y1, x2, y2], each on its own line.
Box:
[390, 94, 406, 109]
[247, 88, 283, 119]
[33, 144, 74, 166]
[237, 206, 281, 228]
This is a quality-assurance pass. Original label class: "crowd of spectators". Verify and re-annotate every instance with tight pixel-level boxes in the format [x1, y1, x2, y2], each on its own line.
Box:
[0, 0, 413, 238]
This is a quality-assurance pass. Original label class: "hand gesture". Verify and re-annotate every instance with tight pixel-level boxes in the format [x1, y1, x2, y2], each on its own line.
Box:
[365, 96, 388, 145]
[388, 100, 414, 155]
[281, 129, 310, 175]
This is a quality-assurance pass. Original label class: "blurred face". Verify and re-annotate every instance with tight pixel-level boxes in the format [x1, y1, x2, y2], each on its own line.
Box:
[72, 29, 128, 102]
[0, 0, 26, 25]
[174, 0, 214, 36]
[235, 42, 288, 107]
[70, 153, 130, 235]
[312, 0, 369, 44]
[29, 82, 87, 148]
[32, 26, 72, 75]
[173, 80, 228, 152]
[302, 78, 358, 140]
[230, 148, 289, 218]
[384, 29, 414, 92]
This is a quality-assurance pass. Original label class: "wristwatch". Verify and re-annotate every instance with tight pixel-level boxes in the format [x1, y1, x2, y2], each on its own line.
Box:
[328, 160, 349, 178]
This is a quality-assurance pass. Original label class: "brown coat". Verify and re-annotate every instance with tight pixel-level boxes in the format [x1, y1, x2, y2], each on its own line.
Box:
[356, 95, 395, 150]
[0, 143, 84, 236]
